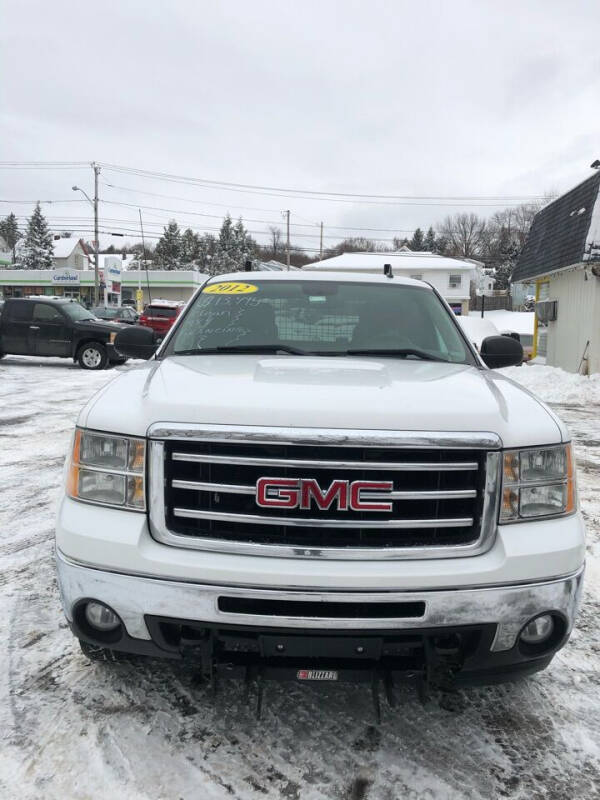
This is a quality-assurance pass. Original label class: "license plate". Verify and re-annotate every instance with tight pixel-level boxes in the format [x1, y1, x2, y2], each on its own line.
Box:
[297, 669, 338, 681]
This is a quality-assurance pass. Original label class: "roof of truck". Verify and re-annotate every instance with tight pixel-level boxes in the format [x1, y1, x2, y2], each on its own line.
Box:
[205, 270, 430, 288]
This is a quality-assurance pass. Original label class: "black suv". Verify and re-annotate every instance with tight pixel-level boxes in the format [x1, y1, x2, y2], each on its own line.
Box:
[0, 298, 127, 370]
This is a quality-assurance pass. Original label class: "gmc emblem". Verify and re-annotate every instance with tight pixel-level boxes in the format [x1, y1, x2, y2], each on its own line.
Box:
[256, 477, 394, 512]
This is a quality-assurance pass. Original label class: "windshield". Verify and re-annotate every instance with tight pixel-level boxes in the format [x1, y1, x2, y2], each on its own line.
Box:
[93, 306, 119, 318]
[167, 280, 474, 364]
[61, 302, 95, 322]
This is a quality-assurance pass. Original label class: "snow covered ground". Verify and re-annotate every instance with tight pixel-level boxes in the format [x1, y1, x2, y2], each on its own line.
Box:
[0, 356, 599, 800]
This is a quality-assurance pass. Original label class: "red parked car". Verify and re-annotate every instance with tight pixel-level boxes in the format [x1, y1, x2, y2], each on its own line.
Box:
[138, 300, 184, 337]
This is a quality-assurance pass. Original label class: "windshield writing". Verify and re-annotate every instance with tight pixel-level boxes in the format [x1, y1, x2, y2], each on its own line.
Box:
[168, 281, 473, 364]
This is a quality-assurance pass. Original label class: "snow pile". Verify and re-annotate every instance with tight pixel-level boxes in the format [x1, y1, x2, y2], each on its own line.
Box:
[469, 310, 534, 336]
[500, 364, 600, 406]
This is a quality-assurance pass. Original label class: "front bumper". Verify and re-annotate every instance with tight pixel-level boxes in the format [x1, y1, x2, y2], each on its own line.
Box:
[56, 549, 584, 681]
[106, 342, 126, 362]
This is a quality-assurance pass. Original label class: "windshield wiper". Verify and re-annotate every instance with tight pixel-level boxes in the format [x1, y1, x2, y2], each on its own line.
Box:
[344, 348, 449, 362]
[174, 344, 311, 356]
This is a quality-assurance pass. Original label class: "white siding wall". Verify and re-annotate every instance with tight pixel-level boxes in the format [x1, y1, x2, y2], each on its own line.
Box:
[547, 268, 600, 374]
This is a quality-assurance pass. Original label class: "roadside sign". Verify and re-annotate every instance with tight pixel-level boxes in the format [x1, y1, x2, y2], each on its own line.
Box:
[136, 288, 144, 313]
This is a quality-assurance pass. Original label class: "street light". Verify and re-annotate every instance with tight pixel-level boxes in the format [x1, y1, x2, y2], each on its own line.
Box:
[72, 177, 100, 305]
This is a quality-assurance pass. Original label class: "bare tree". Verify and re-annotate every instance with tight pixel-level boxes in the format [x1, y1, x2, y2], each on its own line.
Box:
[436, 213, 487, 259]
[268, 226, 282, 258]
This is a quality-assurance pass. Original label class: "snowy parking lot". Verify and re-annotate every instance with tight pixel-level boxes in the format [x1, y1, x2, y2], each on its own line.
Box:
[0, 357, 599, 800]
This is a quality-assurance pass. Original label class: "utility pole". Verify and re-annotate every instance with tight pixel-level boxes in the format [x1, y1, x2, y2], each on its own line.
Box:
[285, 210, 290, 270]
[319, 221, 324, 261]
[93, 162, 100, 305]
[139, 208, 151, 305]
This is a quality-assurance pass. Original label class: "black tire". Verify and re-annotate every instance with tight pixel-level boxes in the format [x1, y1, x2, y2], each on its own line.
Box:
[77, 342, 108, 370]
[79, 639, 140, 664]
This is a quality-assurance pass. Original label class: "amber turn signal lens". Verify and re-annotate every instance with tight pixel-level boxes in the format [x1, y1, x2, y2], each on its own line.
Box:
[128, 440, 146, 473]
[565, 444, 575, 514]
[503, 452, 519, 485]
[66, 430, 82, 498]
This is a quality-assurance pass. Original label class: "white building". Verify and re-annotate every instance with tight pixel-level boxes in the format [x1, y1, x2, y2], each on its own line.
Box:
[51, 237, 90, 271]
[0, 268, 208, 307]
[512, 171, 600, 375]
[303, 251, 481, 315]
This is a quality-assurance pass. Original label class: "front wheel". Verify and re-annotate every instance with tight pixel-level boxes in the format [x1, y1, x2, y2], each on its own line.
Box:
[77, 342, 108, 370]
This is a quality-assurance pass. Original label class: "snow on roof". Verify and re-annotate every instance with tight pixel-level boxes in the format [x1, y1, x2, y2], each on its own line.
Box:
[51, 237, 85, 258]
[255, 260, 301, 271]
[304, 251, 480, 272]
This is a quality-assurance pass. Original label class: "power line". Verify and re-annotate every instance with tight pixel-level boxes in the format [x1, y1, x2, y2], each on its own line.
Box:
[13, 220, 325, 250]
[0, 199, 88, 204]
[100, 179, 287, 215]
[98, 162, 546, 203]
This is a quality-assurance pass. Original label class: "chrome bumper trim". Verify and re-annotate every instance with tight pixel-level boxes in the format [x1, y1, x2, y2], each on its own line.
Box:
[148, 423, 502, 450]
[56, 550, 584, 653]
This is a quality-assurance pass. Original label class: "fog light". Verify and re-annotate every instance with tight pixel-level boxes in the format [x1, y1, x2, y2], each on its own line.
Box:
[519, 614, 554, 644]
[85, 601, 121, 632]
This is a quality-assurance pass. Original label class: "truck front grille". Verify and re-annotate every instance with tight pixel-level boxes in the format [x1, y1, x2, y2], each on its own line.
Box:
[149, 427, 500, 559]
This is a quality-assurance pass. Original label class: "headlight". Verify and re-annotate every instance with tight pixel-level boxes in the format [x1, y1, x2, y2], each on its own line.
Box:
[66, 429, 146, 511]
[500, 444, 575, 523]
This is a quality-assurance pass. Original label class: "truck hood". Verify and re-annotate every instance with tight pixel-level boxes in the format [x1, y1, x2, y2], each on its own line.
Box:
[80, 355, 566, 448]
[75, 319, 127, 335]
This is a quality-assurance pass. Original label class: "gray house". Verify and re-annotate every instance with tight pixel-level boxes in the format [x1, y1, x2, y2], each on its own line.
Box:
[512, 171, 600, 375]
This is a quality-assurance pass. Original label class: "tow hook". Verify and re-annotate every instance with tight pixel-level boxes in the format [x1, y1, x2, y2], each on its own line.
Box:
[417, 634, 464, 706]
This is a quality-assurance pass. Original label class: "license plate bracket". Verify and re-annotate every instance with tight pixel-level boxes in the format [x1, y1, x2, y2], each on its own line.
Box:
[260, 634, 382, 660]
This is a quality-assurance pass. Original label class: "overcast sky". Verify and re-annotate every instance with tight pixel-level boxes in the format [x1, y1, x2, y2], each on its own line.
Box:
[2, 0, 599, 254]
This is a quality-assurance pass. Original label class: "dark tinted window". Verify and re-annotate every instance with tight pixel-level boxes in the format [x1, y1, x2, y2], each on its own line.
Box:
[61, 303, 95, 321]
[7, 301, 33, 322]
[33, 303, 65, 322]
[146, 306, 177, 318]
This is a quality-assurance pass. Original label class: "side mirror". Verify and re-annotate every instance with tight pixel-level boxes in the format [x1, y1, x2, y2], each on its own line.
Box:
[480, 335, 523, 368]
[114, 325, 158, 360]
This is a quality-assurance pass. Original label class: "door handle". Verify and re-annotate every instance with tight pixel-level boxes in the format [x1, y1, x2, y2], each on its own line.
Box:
[29, 325, 40, 330]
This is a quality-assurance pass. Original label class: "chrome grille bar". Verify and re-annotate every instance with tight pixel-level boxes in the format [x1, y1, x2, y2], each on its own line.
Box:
[171, 479, 477, 501]
[173, 508, 474, 529]
[171, 452, 479, 471]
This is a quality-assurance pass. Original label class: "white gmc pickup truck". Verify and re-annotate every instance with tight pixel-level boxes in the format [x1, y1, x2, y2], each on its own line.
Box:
[55, 271, 585, 707]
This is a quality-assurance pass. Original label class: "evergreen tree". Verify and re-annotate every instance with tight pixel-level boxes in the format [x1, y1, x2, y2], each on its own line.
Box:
[409, 228, 425, 251]
[197, 233, 217, 271]
[434, 235, 448, 255]
[0, 212, 21, 263]
[233, 217, 254, 264]
[154, 220, 182, 269]
[181, 228, 201, 264]
[19, 203, 54, 270]
[423, 226, 436, 252]
[210, 215, 254, 275]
